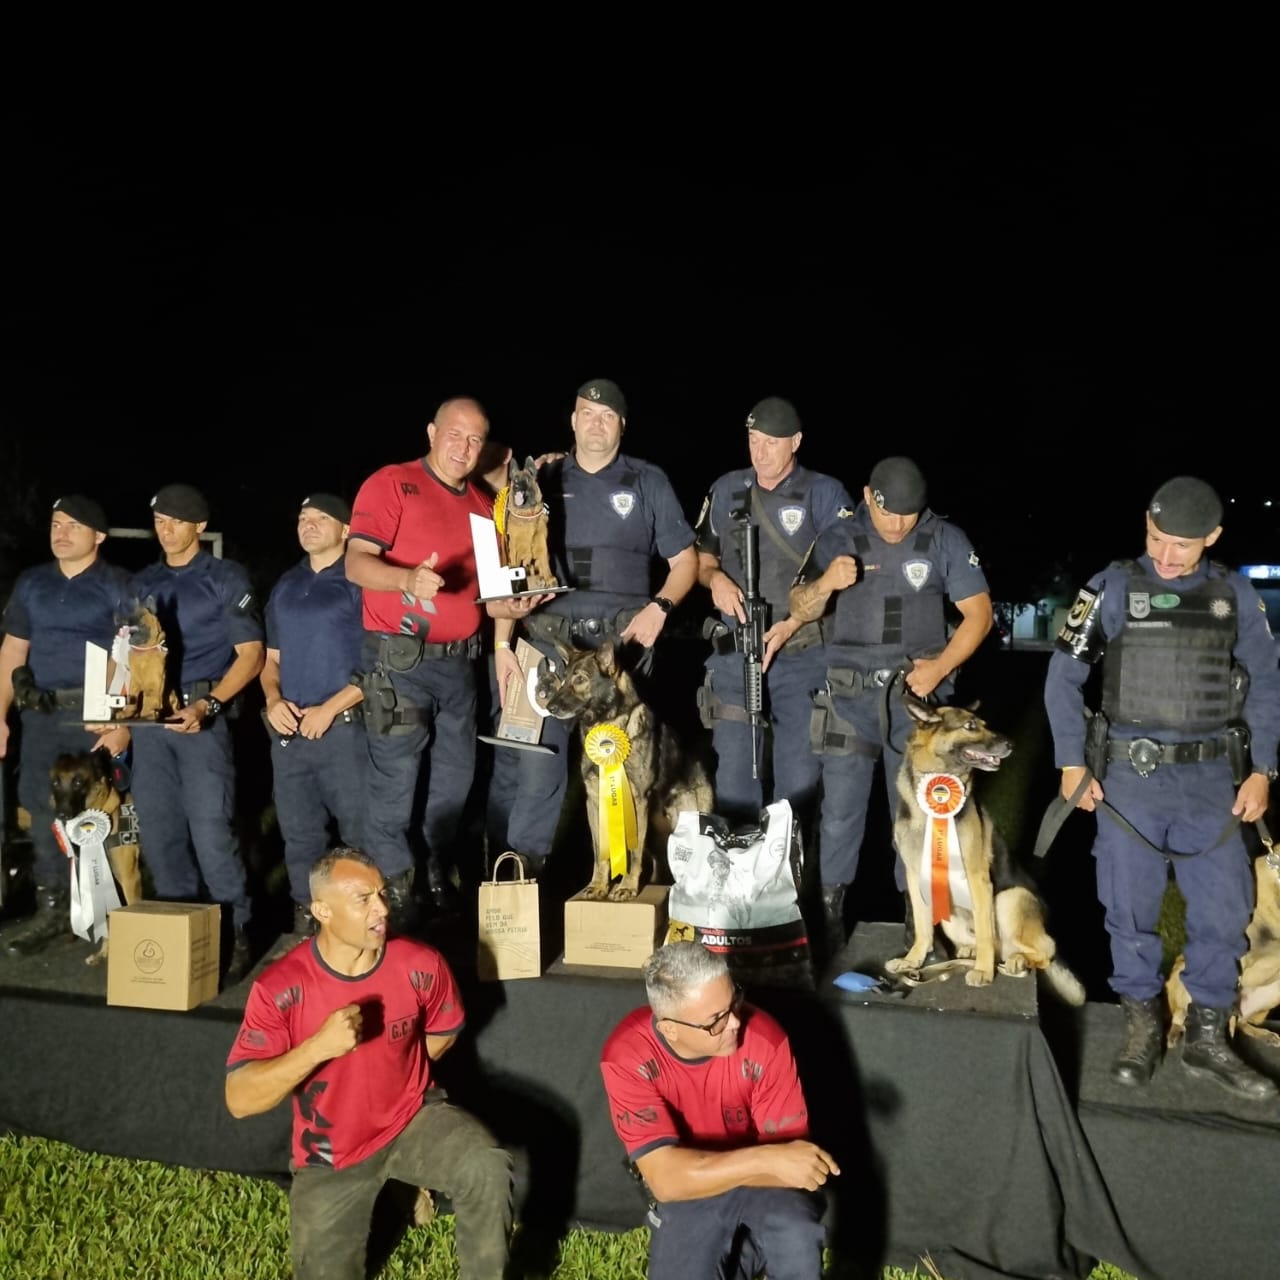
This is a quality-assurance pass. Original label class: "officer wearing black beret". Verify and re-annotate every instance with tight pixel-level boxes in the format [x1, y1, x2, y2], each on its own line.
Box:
[691, 396, 854, 884]
[488, 378, 698, 889]
[261, 494, 367, 937]
[2, 495, 133, 955]
[789, 456, 993, 951]
[1045, 476, 1280, 1099]
[129, 484, 265, 984]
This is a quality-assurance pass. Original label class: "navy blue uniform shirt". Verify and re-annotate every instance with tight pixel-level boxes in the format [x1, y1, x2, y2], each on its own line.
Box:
[265, 557, 364, 706]
[1045, 553, 1280, 769]
[2, 558, 132, 689]
[131, 550, 263, 688]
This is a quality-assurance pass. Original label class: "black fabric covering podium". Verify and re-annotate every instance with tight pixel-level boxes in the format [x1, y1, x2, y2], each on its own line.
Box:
[4, 923, 1280, 1280]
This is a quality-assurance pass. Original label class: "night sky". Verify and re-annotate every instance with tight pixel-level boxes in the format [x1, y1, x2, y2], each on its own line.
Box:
[4, 95, 1278, 599]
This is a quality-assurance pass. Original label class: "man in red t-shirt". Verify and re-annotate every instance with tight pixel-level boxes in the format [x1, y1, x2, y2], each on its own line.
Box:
[600, 942, 838, 1279]
[345, 397, 540, 928]
[226, 847, 512, 1279]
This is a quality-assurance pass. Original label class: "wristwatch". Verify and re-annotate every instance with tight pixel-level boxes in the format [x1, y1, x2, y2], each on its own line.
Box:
[202, 694, 224, 720]
[651, 596, 674, 615]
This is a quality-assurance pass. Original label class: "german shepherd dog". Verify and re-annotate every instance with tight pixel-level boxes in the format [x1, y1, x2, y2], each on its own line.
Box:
[50, 746, 144, 964]
[1166, 852, 1280, 1048]
[503, 456, 558, 591]
[113, 597, 179, 721]
[888, 697, 1085, 1004]
[537, 637, 714, 900]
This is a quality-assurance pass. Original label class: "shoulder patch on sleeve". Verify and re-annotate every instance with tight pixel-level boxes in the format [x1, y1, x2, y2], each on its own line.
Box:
[837, 506, 856, 519]
[235, 592, 255, 614]
[1065, 587, 1097, 629]
[968, 552, 980, 568]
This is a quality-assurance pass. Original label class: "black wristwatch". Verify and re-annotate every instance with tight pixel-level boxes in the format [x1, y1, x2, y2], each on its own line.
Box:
[651, 596, 674, 615]
[202, 694, 224, 719]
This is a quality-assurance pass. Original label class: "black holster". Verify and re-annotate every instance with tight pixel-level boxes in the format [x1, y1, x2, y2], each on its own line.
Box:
[1085, 709, 1110, 782]
[11, 666, 53, 713]
[359, 665, 399, 736]
[1225, 722, 1252, 788]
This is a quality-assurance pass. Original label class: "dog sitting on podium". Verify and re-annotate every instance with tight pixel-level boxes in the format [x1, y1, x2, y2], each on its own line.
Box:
[50, 746, 143, 963]
[112, 596, 180, 721]
[537, 636, 713, 901]
[887, 695, 1085, 1004]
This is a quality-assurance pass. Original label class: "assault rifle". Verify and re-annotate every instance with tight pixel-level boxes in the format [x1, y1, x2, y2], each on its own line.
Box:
[734, 511, 769, 780]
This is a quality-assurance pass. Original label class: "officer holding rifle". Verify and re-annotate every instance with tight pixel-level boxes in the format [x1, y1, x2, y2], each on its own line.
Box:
[694, 397, 852, 905]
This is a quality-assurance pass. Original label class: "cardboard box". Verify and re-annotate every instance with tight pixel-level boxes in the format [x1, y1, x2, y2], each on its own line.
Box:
[107, 902, 221, 1011]
[563, 884, 669, 969]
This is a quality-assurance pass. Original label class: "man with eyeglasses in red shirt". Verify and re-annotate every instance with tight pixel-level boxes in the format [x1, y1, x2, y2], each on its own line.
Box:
[600, 941, 839, 1279]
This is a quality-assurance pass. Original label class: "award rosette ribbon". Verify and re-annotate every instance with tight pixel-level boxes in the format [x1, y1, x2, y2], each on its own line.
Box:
[916, 772, 972, 925]
[583, 723, 638, 880]
[54, 808, 121, 944]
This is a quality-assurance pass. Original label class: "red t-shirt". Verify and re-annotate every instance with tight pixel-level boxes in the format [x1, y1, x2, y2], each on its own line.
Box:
[226, 937, 464, 1170]
[349, 458, 494, 640]
[599, 1003, 809, 1163]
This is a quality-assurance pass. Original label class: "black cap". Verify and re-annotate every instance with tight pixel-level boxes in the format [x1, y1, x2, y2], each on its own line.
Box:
[51, 494, 109, 534]
[300, 493, 352, 524]
[1148, 476, 1223, 538]
[576, 378, 627, 418]
[868, 457, 927, 515]
[150, 483, 210, 524]
[745, 396, 802, 438]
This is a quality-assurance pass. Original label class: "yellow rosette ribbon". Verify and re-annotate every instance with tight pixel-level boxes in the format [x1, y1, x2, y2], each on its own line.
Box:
[493, 486, 510, 537]
[584, 723, 638, 880]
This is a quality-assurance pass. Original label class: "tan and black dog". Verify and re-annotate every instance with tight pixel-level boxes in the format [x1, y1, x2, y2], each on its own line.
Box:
[537, 637, 713, 900]
[888, 697, 1085, 1004]
[113, 598, 179, 721]
[50, 746, 144, 964]
[1166, 851, 1280, 1048]
[502, 456, 558, 591]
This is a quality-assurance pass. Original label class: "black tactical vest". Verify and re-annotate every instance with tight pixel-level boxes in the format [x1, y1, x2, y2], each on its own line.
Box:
[829, 524, 946, 659]
[719, 477, 814, 620]
[1100, 560, 1238, 733]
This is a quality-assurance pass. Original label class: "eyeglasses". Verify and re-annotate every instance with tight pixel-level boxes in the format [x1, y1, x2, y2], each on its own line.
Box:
[661, 984, 744, 1036]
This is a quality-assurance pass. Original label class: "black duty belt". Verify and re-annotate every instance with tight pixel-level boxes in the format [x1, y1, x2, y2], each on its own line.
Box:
[373, 632, 480, 662]
[711, 619, 824, 658]
[827, 666, 900, 696]
[1107, 734, 1228, 777]
[182, 681, 215, 704]
[525, 610, 640, 647]
[51, 688, 85, 709]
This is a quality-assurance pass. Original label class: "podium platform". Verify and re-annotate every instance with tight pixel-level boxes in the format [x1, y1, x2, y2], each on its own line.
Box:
[4, 917, 1280, 1279]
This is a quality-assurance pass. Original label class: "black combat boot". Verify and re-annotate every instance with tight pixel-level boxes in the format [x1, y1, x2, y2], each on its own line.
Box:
[1111, 995, 1163, 1087]
[223, 926, 253, 987]
[423, 854, 462, 915]
[291, 902, 317, 937]
[5, 885, 70, 957]
[1182, 1003, 1279, 1100]
[821, 885, 847, 961]
[384, 869, 418, 935]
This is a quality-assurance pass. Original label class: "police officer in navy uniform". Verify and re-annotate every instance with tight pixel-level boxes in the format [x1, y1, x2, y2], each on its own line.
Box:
[1, 495, 132, 955]
[489, 378, 697, 888]
[1045, 476, 1280, 1100]
[261, 494, 366, 938]
[694, 396, 853, 839]
[789, 457, 993, 949]
[130, 484, 265, 985]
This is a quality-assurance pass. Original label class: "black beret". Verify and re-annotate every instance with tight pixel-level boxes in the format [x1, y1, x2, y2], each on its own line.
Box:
[576, 378, 627, 418]
[150, 483, 210, 524]
[868, 457, 927, 515]
[745, 396, 802, 438]
[1148, 476, 1223, 538]
[51, 494, 108, 534]
[300, 493, 352, 524]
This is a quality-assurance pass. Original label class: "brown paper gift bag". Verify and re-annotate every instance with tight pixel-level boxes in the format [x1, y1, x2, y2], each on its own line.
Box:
[477, 852, 542, 980]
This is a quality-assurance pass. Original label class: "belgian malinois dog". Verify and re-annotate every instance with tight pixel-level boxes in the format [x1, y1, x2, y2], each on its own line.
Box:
[502, 456, 558, 591]
[888, 697, 1085, 1004]
[50, 746, 144, 964]
[113, 597, 179, 721]
[537, 637, 714, 900]
[1166, 852, 1280, 1048]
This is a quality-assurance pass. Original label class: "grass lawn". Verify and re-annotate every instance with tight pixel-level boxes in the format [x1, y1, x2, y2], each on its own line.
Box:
[0, 1133, 1139, 1280]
